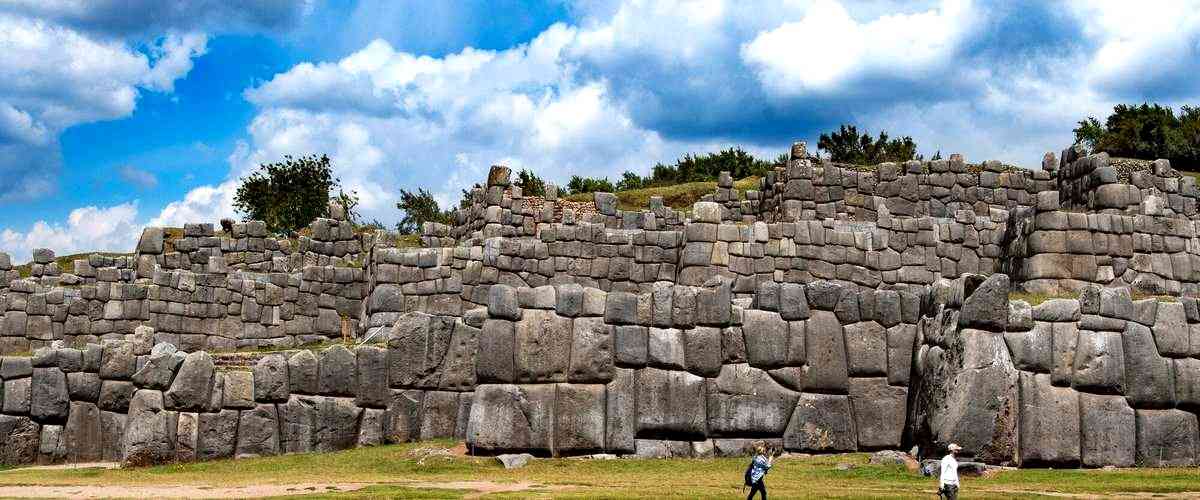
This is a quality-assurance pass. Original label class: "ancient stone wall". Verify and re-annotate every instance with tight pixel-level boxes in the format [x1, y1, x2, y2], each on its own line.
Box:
[1006, 191, 1200, 295]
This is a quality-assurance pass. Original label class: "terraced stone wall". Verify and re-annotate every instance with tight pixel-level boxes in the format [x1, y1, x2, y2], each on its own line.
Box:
[1006, 190, 1200, 296]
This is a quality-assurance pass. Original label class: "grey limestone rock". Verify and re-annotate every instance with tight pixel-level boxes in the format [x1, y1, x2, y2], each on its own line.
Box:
[803, 311, 849, 392]
[848, 377, 907, 449]
[1135, 409, 1198, 466]
[783, 393, 856, 452]
[1080, 393, 1135, 468]
[1152, 301, 1189, 357]
[844, 321, 887, 376]
[706, 364, 798, 436]
[318, 345, 356, 396]
[555, 384, 606, 454]
[636, 368, 707, 439]
[164, 351, 215, 411]
[514, 309, 572, 383]
[121, 390, 175, 466]
[236, 403, 280, 458]
[253, 353, 290, 402]
[568, 317, 614, 382]
[65, 401, 102, 462]
[355, 345, 389, 407]
[222, 371, 255, 409]
[960, 274, 1008, 331]
[1071, 330, 1124, 393]
[288, 350, 318, 394]
[132, 352, 182, 390]
[742, 310, 788, 368]
[31, 367, 69, 422]
[1123, 322, 1175, 408]
[467, 384, 555, 452]
[1018, 372, 1080, 465]
[497, 453, 534, 469]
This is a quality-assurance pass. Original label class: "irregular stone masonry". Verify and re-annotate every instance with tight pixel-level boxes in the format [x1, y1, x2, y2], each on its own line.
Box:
[7, 146, 1200, 468]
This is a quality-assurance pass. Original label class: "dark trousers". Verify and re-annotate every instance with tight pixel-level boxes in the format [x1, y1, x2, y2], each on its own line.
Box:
[746, 479, 767, 500]
[939, 484, 958, 500]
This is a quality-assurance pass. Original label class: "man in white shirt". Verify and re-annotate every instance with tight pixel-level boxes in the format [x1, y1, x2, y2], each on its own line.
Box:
[939, 443, 961, 499]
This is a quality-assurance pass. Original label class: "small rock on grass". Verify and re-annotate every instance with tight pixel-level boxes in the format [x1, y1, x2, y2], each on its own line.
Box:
[497, 453, 534, 469]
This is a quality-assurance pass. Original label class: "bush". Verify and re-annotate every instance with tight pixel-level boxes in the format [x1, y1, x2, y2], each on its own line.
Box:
[647, 147, 775, 186]
[817, 125, 921, 164]
[1073, 103, 1200, 169]
[566, 175, 616, 195]
[233, 154, 343, 233]
[516, 169, 546, 197]
[395, 188, 452, 234]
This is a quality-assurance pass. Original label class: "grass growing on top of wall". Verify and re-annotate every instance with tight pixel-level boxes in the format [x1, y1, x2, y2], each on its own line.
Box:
[4, 440, 1200, 498]
[563, 177, 759, 212]
[1009, 290, 1179, 306]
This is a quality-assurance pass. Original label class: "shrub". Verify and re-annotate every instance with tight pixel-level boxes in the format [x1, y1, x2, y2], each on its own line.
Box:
[395, 188, 452, 234]
[233, 154, 342, 233]
[817, 125, 921, 164]
[566, 175, 616, 195]
[1073, 103, 1200, 169]
[515, 169, 546, 197]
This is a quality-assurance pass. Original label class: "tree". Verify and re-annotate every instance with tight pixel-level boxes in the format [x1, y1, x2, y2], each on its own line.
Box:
[1073, 103, 1200, 170]
[233, 154, 341, 233]
[515, 169, 546, 197]
[395, 188, 452, 234]
[647, 147, 774, 185]
[566, 175, 616, 195]
[616, 171, 647, 191]
[817, 125, 921, 164]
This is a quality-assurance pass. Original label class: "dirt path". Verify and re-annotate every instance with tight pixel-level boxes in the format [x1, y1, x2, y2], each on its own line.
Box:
[0, 480, 565, 499]
[0, 483, 370, 499]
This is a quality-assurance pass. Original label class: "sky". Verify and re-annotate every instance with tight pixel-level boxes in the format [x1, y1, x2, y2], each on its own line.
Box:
[1, 0, 1199, 262]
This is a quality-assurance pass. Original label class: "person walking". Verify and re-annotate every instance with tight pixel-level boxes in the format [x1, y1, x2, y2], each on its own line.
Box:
[744, 443, 773, 500]
[938, 443, 962, 500]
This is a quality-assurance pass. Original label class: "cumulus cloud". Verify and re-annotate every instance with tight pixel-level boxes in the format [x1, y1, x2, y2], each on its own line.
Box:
[0, 202, 141, 262]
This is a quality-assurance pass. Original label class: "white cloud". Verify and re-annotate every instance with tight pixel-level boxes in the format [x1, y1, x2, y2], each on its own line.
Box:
[741, 0, 977, 96]
[117, 165, 159, 190]
[0, 203, 141, 263]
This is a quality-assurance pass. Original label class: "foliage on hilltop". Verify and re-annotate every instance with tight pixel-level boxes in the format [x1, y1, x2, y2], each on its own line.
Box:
[1074, 103, 1200, 170]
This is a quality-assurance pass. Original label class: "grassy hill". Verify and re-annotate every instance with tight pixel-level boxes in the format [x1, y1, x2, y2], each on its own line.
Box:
[563, 177, 759, 212]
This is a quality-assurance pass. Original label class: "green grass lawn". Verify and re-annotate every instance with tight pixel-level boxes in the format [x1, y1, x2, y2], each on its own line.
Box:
[4, 440, 1200, 498]
[563, 177, 759, 212]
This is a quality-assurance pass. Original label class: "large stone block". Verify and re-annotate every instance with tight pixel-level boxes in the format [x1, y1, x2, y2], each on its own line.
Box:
[222, 371, 255, 409]
[477, 319, 515, 383]
[514, 309, 572, 383]
[439, 322, 480, 391]
[1123, 322, 1175, 408]
[844, 321, 887, 376]
[886, 324, 916, 386]
[279, 395, 318, 453]
[100, 411, 127, 462]
[1079, 393, 1134, 468]
[122, 390, 175, 466]
[683, 326, 721, 377]
[555, 384, 606, 454]
[569, 317, 614, 383]
[1050, 322, 1078, 386]
[287, 350, 318, 394]
[164, 351, 215, 411]
[848, 378, 907, 449]
[705, 364, 798, 436]
[316, 397, 363, 452]
[132, 352, 182, 390]
[959, 274, 1008, 331]
[783, 393, 856, 452]
[1004, 321, 1052, 373]
[1135, 409, 1198, 466]
[318, 344, 356, 396]
[1153, 301, 1189, 357]
[253, 353, 289, 402]
[467, 384, 555, 452]
[31, 367, 69, 422]
[65, 401, 102, 462]
[1071, 330, 1124, 393]
[100, 341, 136, 380]
[388, 312, 454, 388]
[606, 368, 637, 454]
[636, 368, 707, 439]
[613, 325, 648, 367]
[194, 410, 236, 460]
[385, 389, 423, 443]
[1018, 372, 1080, 466]
[236, 403, 280, 458]
[419, 390, 460, 440]
[803, 311, 849, 392]
[647, 328, 685, 370]
[98, 380, 134, 412]
[742, 310, 788, 368]
[355, 346, 389, 407]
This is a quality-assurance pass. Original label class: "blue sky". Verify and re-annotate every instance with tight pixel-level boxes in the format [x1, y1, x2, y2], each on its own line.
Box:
[1, 0, 1199, 261]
